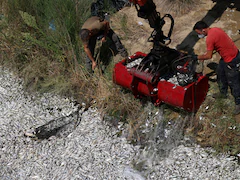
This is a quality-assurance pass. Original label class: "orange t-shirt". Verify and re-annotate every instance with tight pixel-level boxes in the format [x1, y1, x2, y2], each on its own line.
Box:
[206, 27, 238, 63]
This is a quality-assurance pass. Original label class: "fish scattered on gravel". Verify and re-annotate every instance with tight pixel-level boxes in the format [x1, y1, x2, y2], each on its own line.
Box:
[0, 67, 240, 180]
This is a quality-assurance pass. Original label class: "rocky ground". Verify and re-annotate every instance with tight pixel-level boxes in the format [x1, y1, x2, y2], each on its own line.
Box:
[0, 67, 240, 180]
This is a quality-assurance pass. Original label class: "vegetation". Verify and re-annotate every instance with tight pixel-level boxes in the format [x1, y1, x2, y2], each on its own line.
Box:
[155, 0, 197, 15]
[194, 82, 240, 155]
[0, 0, 149, 143]
[1, 0, 239, 157]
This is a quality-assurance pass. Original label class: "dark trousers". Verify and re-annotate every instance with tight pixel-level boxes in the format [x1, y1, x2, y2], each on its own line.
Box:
[85, 29, 127, 73]
[216, 51, 240, 105]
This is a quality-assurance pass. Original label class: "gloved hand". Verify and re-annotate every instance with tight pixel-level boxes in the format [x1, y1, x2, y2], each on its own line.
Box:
[189, 53, 198, 74]
[191, 53, 198, 62]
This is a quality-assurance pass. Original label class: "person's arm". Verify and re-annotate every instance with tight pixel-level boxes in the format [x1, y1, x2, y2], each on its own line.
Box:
[83, 43, 97, 70]
[197, 50, 213, 61]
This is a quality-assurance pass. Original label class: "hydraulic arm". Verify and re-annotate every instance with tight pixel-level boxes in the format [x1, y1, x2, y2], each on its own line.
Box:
[130, 0, 174, 46]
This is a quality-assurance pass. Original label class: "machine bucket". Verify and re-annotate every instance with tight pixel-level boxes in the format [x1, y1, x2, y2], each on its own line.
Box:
[157, 75, 208, 112]
[113, 52, 209, 112]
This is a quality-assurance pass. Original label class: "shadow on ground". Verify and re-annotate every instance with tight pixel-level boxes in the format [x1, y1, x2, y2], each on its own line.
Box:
[176, 0, 240, 53]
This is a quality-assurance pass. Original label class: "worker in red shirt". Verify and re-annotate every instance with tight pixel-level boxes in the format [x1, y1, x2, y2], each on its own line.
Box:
[193, 21, 240, 115]
[80, 16, 128, 73]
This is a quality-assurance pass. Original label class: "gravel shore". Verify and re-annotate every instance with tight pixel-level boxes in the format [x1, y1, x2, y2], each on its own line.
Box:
[0, 67, 240, 180]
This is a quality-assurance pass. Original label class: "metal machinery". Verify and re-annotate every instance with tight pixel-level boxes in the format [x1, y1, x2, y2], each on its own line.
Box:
[113, 0, 209, 112]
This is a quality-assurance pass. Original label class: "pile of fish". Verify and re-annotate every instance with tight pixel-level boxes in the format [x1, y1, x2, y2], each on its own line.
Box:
[0, 67, 240, 179]
[126, 57, 193, 86]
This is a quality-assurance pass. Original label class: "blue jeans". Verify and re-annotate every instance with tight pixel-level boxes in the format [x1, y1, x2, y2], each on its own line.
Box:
[216, 51, 240, 105]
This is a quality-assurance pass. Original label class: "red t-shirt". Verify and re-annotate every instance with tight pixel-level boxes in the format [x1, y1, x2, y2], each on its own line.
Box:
[206, 27, 238, 63]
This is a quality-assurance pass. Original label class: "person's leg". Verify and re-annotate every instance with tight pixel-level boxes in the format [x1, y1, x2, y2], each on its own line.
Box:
[107, 29, 128, 58]
[225, 53, 240, 114]
[216, 58, 228, 96]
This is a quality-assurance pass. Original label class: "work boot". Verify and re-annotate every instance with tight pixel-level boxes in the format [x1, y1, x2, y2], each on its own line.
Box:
[212, 93, 227, 99]
[234, 104, 240, 115]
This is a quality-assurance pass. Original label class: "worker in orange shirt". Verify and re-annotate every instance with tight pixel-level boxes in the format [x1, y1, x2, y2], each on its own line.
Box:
[193, 21, 240, 115]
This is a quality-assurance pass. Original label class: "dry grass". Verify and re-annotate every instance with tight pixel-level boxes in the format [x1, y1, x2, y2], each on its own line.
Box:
[190, 81, 240, 154]
[155, 0, 199, 16]
[93, 73, 149, 142]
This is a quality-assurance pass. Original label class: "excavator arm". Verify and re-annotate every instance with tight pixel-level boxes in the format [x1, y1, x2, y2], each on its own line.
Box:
[130, 0, 174, 46]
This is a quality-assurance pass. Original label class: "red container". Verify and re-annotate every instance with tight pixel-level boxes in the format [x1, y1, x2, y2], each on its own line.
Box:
[113, 52, 209, 112]
[129, 0, 148, 6]
[157, 75, 208, 112]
